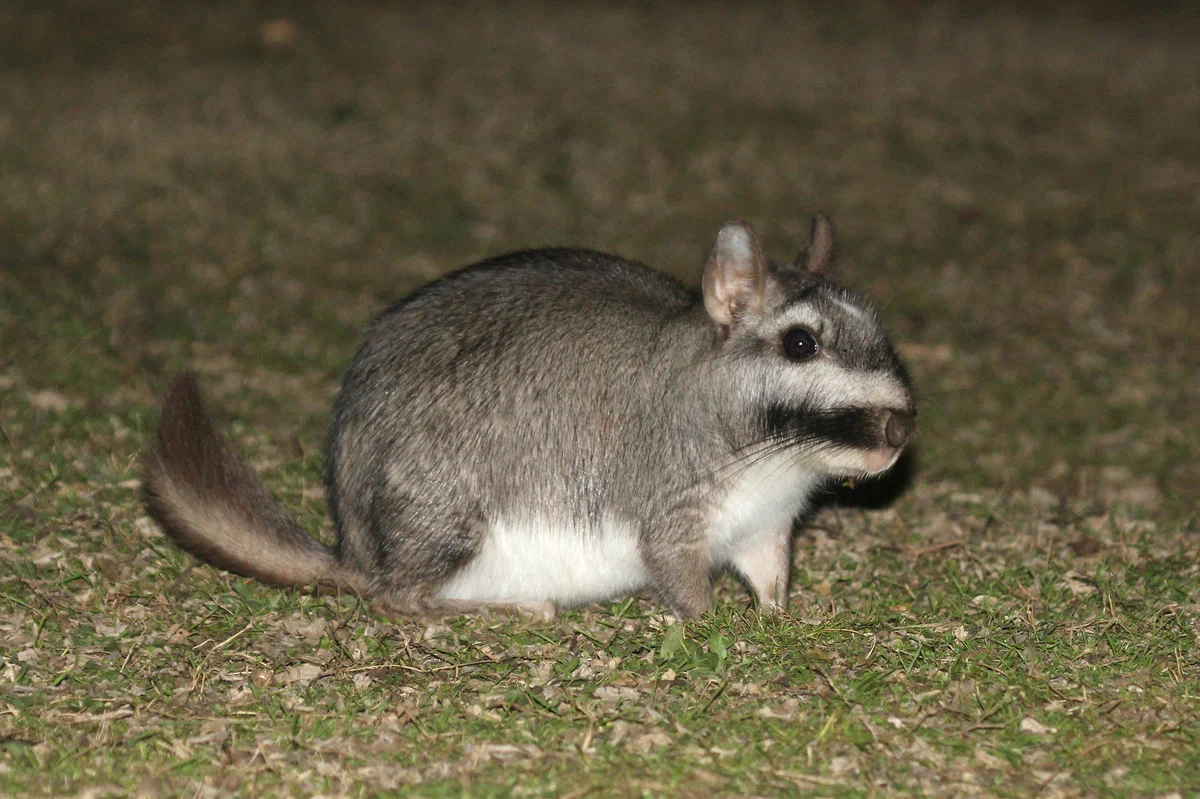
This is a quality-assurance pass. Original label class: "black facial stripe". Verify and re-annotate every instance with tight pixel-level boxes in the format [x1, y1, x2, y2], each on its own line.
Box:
[758, 403, 884, 451]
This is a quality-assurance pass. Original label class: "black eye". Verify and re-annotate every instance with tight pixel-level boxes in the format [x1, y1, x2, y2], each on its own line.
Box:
[781, 327, 819, 361]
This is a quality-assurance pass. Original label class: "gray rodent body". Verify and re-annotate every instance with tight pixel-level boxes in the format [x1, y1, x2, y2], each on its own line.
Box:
[146, 217, 915, 619]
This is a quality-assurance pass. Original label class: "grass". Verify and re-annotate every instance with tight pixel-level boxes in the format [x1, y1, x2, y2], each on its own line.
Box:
[1, 1, 1198, 796]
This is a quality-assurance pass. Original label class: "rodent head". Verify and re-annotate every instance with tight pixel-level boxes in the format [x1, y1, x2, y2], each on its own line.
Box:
[701, 216, 915, 478]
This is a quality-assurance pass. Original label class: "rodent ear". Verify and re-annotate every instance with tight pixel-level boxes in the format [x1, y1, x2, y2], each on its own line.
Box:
[794, 214, 835, 274]
[703, 221, 768, 327]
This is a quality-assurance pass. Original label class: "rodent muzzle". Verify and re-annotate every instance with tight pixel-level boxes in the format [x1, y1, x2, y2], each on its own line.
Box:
[884, 409, 916, 448]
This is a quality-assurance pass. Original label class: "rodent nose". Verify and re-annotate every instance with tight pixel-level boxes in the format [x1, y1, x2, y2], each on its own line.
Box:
[885, 410, 916, 448]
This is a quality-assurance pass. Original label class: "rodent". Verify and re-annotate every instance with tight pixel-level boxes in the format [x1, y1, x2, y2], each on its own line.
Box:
[144, 216, 916, 620]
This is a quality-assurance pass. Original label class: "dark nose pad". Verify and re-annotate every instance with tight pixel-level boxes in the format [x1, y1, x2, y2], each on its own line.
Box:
[885, 410, 916, 448]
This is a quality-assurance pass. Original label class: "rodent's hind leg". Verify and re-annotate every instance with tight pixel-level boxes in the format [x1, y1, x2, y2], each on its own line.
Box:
[370, 594, 557, 622]
[729, 523, 793, 612]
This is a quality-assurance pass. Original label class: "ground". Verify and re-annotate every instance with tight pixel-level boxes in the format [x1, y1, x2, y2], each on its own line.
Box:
[1, 2, 1198, 797]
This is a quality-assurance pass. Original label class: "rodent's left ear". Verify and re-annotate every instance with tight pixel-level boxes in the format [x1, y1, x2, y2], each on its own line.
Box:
[793, 214, 835, 274]
[703, 221, 768, 327]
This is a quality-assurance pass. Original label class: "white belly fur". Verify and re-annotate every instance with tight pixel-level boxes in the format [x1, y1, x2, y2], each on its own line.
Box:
[437, 454, 820, 605]
[436, 516, 650, 604]
[706, 452, 822, 561]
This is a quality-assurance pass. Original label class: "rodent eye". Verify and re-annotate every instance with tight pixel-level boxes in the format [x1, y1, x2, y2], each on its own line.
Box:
[781, 327, 820, 361]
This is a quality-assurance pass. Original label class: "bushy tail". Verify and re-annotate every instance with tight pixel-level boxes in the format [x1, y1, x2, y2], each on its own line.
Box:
[144, 373, 360, 593]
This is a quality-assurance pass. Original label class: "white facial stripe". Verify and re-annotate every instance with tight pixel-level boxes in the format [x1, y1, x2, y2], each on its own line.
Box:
[773, 296, 874, 335]
[766, 361, 910, 410]
[774, 305, 823, 332]
[830, 295, 871, 321]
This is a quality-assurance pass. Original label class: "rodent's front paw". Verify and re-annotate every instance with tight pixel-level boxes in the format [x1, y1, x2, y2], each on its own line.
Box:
[756, 600, 789, 616]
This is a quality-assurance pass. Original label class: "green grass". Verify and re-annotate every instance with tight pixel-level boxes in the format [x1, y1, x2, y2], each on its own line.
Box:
[2, 2, 1198, 796]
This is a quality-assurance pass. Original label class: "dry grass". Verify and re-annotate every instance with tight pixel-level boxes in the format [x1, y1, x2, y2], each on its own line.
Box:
[1, 2, 1198, 796]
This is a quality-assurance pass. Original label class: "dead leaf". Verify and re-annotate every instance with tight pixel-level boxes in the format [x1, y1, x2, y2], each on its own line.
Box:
[280, 663, 323, 686]
[1020, 717, 1056, 735]
[828, 755, 857, 776]
[29, 389, 70, 412]
[282, 616, 327, 644]
[626, 729, 672, 754]
[1061, 570, 1096, 596]
[594, 685, 639, 703]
